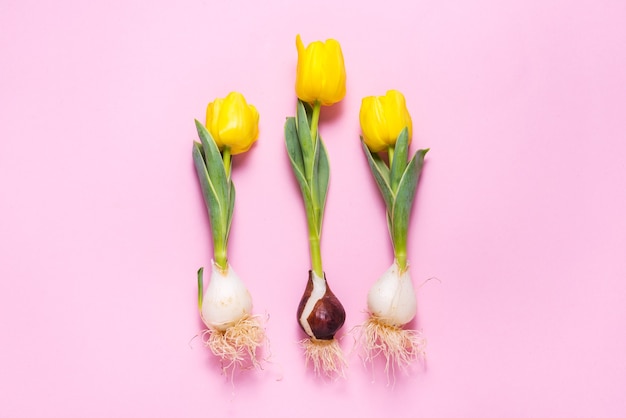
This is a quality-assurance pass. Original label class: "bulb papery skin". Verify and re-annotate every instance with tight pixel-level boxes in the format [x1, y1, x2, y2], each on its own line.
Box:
[297, 271, 346, 340]
[367, 262, 417, 327]
[201, 262, 252, 332]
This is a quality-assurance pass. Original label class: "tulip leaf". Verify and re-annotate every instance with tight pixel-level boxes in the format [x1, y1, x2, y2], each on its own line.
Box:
[316, 137, 330, 211]
[193, 142, 226, 255]
[285, 117, 305, 176]
[195, 120, 228, 207]
[361, 140, 394, 211]
[197, 267, 204, 311]
[361, 136, 392, 189]
[193, 120, 234, 262]
[370, 149, 391, 185]
[296, 101, 314, 180]
[390, 148, 428, 258]
[225, 181, 236, 244]
[285, 117, 313, 207]
[302, 101, 314, 125]
[390, 127, 409, 193]
[313, 136, 330, 235]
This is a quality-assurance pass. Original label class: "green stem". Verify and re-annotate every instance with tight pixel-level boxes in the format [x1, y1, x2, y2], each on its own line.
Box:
[391, 206, 408, 273]
[387, 145, 395, 169]
[310, 101, 321, 144]
[395, 246, 407, 273]
[214, 242, 228, 271]
[304, 175, 323, 277]
[222, 146, 232, 179]
[307, 100, 324, 277]
[308, 229, 323, 278]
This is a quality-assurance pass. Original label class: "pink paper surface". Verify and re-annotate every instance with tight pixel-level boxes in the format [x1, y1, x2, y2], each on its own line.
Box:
[2, 0, 625, 416]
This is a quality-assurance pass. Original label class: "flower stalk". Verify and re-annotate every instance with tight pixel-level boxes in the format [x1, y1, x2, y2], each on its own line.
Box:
[286, 101, 329, 278]
[361, 127, 428, 273]
[358, 90, 429, 372]
[192, 92, 263, 370]
[359, 90, 428, 273]
[193, 121, 234, 271]
[286, 34, 347, 376]
[309, 101, 322, 143]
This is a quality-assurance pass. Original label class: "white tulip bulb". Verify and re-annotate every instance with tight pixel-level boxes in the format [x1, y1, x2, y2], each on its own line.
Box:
[201, 262, 252, 332]
[367, 261, 417, 326]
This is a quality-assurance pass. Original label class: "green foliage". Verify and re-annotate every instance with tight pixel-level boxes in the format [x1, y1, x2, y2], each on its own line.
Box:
[285, 101, 330, 238]
[192, 120, 235, 268]
[197, 267, 204, 310]
[361, 127, 428, 267]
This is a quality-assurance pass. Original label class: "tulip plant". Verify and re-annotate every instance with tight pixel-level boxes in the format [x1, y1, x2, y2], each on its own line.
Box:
[358, 90, 428, 372]
[284, 35, 347, 376]
[193, 92, 264, 369]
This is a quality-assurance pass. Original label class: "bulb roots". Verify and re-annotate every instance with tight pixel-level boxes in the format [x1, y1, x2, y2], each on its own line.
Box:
[202, 314, 265, 370]
[360, 315, 426, 374]
[301, 337, 346, 378]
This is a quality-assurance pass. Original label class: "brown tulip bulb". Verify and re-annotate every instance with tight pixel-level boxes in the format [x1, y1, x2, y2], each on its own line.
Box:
[297, 271, 346, 340]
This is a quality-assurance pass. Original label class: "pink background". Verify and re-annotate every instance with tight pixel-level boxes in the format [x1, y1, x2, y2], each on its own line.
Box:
[2, 0, 625, 416]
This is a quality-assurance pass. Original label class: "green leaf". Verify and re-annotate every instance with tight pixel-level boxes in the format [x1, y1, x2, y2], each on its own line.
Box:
[390, 127, 410, 193]
[193, 142, 226, 250]
[371, 153, 393, 198]
[225, 181, 236, 244]
[195, 120, 228, 205]
[302, 101, 314, 125]
[285, 117, 313, 205]
[390, 148, 429, 255]
[285, 117, 305, 178]
[296, 101, 314, 181]
[316, 137, 330, 217]
[361, 140, 394, 211]
[313, 136, 330, 236]
[197, 267, 204, 311]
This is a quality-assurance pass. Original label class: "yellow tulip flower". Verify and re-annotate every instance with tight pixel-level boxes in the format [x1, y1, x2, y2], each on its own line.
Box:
[295, 34, 346, 106]
[359, 90, 413, 153]
[205, 92, 259, 155]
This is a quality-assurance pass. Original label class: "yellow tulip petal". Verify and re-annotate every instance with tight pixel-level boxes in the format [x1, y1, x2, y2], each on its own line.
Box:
[382, 91, 405, 141]
[296, 34, 305, 56]
[295, 35, 346, 106]
[359, 90, 413, 152]
[387, 90, 412, 143]
[360, 96, 387, 152]
[204, 92, 259, 155]
[206, 98, 225, 149]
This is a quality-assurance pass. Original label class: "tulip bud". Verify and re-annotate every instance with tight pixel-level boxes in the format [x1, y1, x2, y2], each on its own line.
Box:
[295, 34, 346, 106]
[359, 90, 412, 153]
[205, 92, 259, 155]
